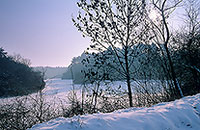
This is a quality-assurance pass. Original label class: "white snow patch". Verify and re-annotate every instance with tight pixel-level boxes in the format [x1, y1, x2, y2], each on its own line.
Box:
[29, 93, 200, 130]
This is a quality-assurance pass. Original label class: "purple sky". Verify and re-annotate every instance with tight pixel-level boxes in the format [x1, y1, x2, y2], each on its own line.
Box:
[0, 0, 90, 67]
[0, 0, 186, 67]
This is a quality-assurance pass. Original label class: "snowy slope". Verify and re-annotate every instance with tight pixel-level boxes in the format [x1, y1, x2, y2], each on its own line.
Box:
[29, 93, 200, 130]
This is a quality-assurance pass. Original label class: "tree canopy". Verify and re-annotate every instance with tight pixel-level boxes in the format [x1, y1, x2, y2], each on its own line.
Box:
[0, 48, 45, 97]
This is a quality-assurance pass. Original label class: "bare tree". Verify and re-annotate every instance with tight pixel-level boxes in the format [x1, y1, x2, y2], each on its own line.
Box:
[149, 0, 184, 98]
[11, 53, 31, 66]
[172, 0, 200, 95]
[0, 92, 59, 130]
[73, 0, 152, 107]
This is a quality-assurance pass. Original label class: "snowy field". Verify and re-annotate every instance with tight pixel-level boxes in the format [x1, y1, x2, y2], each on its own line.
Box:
[1, 79, 199, 130]
[29, 93, 200, 130]
[41, 78, 128, 104]
[0, 79, 76, 104]
[0, 78, 168, 107]
[0, 79, 79, 109]
[0, 78, 129, 107]
[42, 78, 81, 100]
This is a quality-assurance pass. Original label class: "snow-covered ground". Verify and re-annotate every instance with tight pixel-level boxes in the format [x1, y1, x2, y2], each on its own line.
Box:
[42, 78, 81, 100]
[0, 79, 79, 110]
[0, 79, 76, 105]
[1, 78, 199, 130]
[29, 93, 200, 130]
[0, 78, 126, 109]
[0, 78, 165, 102]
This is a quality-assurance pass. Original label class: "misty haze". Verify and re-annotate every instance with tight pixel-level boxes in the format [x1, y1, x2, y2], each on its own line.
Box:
[0, 0, 200, 130]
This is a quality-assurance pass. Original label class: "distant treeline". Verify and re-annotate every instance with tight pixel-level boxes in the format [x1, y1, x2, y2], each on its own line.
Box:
[62, 41, 200, 96]
[62, 43, 165, 84]
[33, 66, 67, 79]
[0, 48, 45, 97]
[62, 53, 86, 84]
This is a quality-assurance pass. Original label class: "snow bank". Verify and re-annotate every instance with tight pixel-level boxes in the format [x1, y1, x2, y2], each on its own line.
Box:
[29, 93, 200, 130]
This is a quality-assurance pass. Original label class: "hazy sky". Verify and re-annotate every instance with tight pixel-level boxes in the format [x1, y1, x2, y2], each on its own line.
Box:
[0, 0, 186, 67]
[0, 0, 90, 67]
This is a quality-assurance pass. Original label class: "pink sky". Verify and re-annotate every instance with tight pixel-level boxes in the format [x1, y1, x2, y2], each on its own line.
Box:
[0, 0, 90, 67]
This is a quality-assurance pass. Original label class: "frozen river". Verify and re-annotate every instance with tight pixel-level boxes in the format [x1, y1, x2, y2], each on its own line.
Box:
[43, 78, 81, 95]
[0, 78, 167, 107]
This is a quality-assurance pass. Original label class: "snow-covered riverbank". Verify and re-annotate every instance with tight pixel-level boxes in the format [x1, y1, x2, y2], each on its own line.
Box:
[29, 93, 200, 130]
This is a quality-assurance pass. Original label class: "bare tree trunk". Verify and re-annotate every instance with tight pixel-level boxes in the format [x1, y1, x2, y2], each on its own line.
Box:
[165, 45, 183, 98]
[152, 1, 184, 98]
[126, 75, 133, 107]
[93, 82, 100, 112]
[125, 48, 133, 107]
[125, 1, 133, 107]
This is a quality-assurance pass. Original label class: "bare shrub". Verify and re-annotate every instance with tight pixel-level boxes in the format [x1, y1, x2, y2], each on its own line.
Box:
[0, 91, 60, 130]
[133, 80, 171, 107]
[99, 95, 129, 113]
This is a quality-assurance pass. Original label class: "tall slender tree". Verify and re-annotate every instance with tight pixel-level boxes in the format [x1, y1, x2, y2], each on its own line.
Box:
[73, 0, 151, 107]
[149, 0, 184, 98]
[172, 0, 200, 95]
